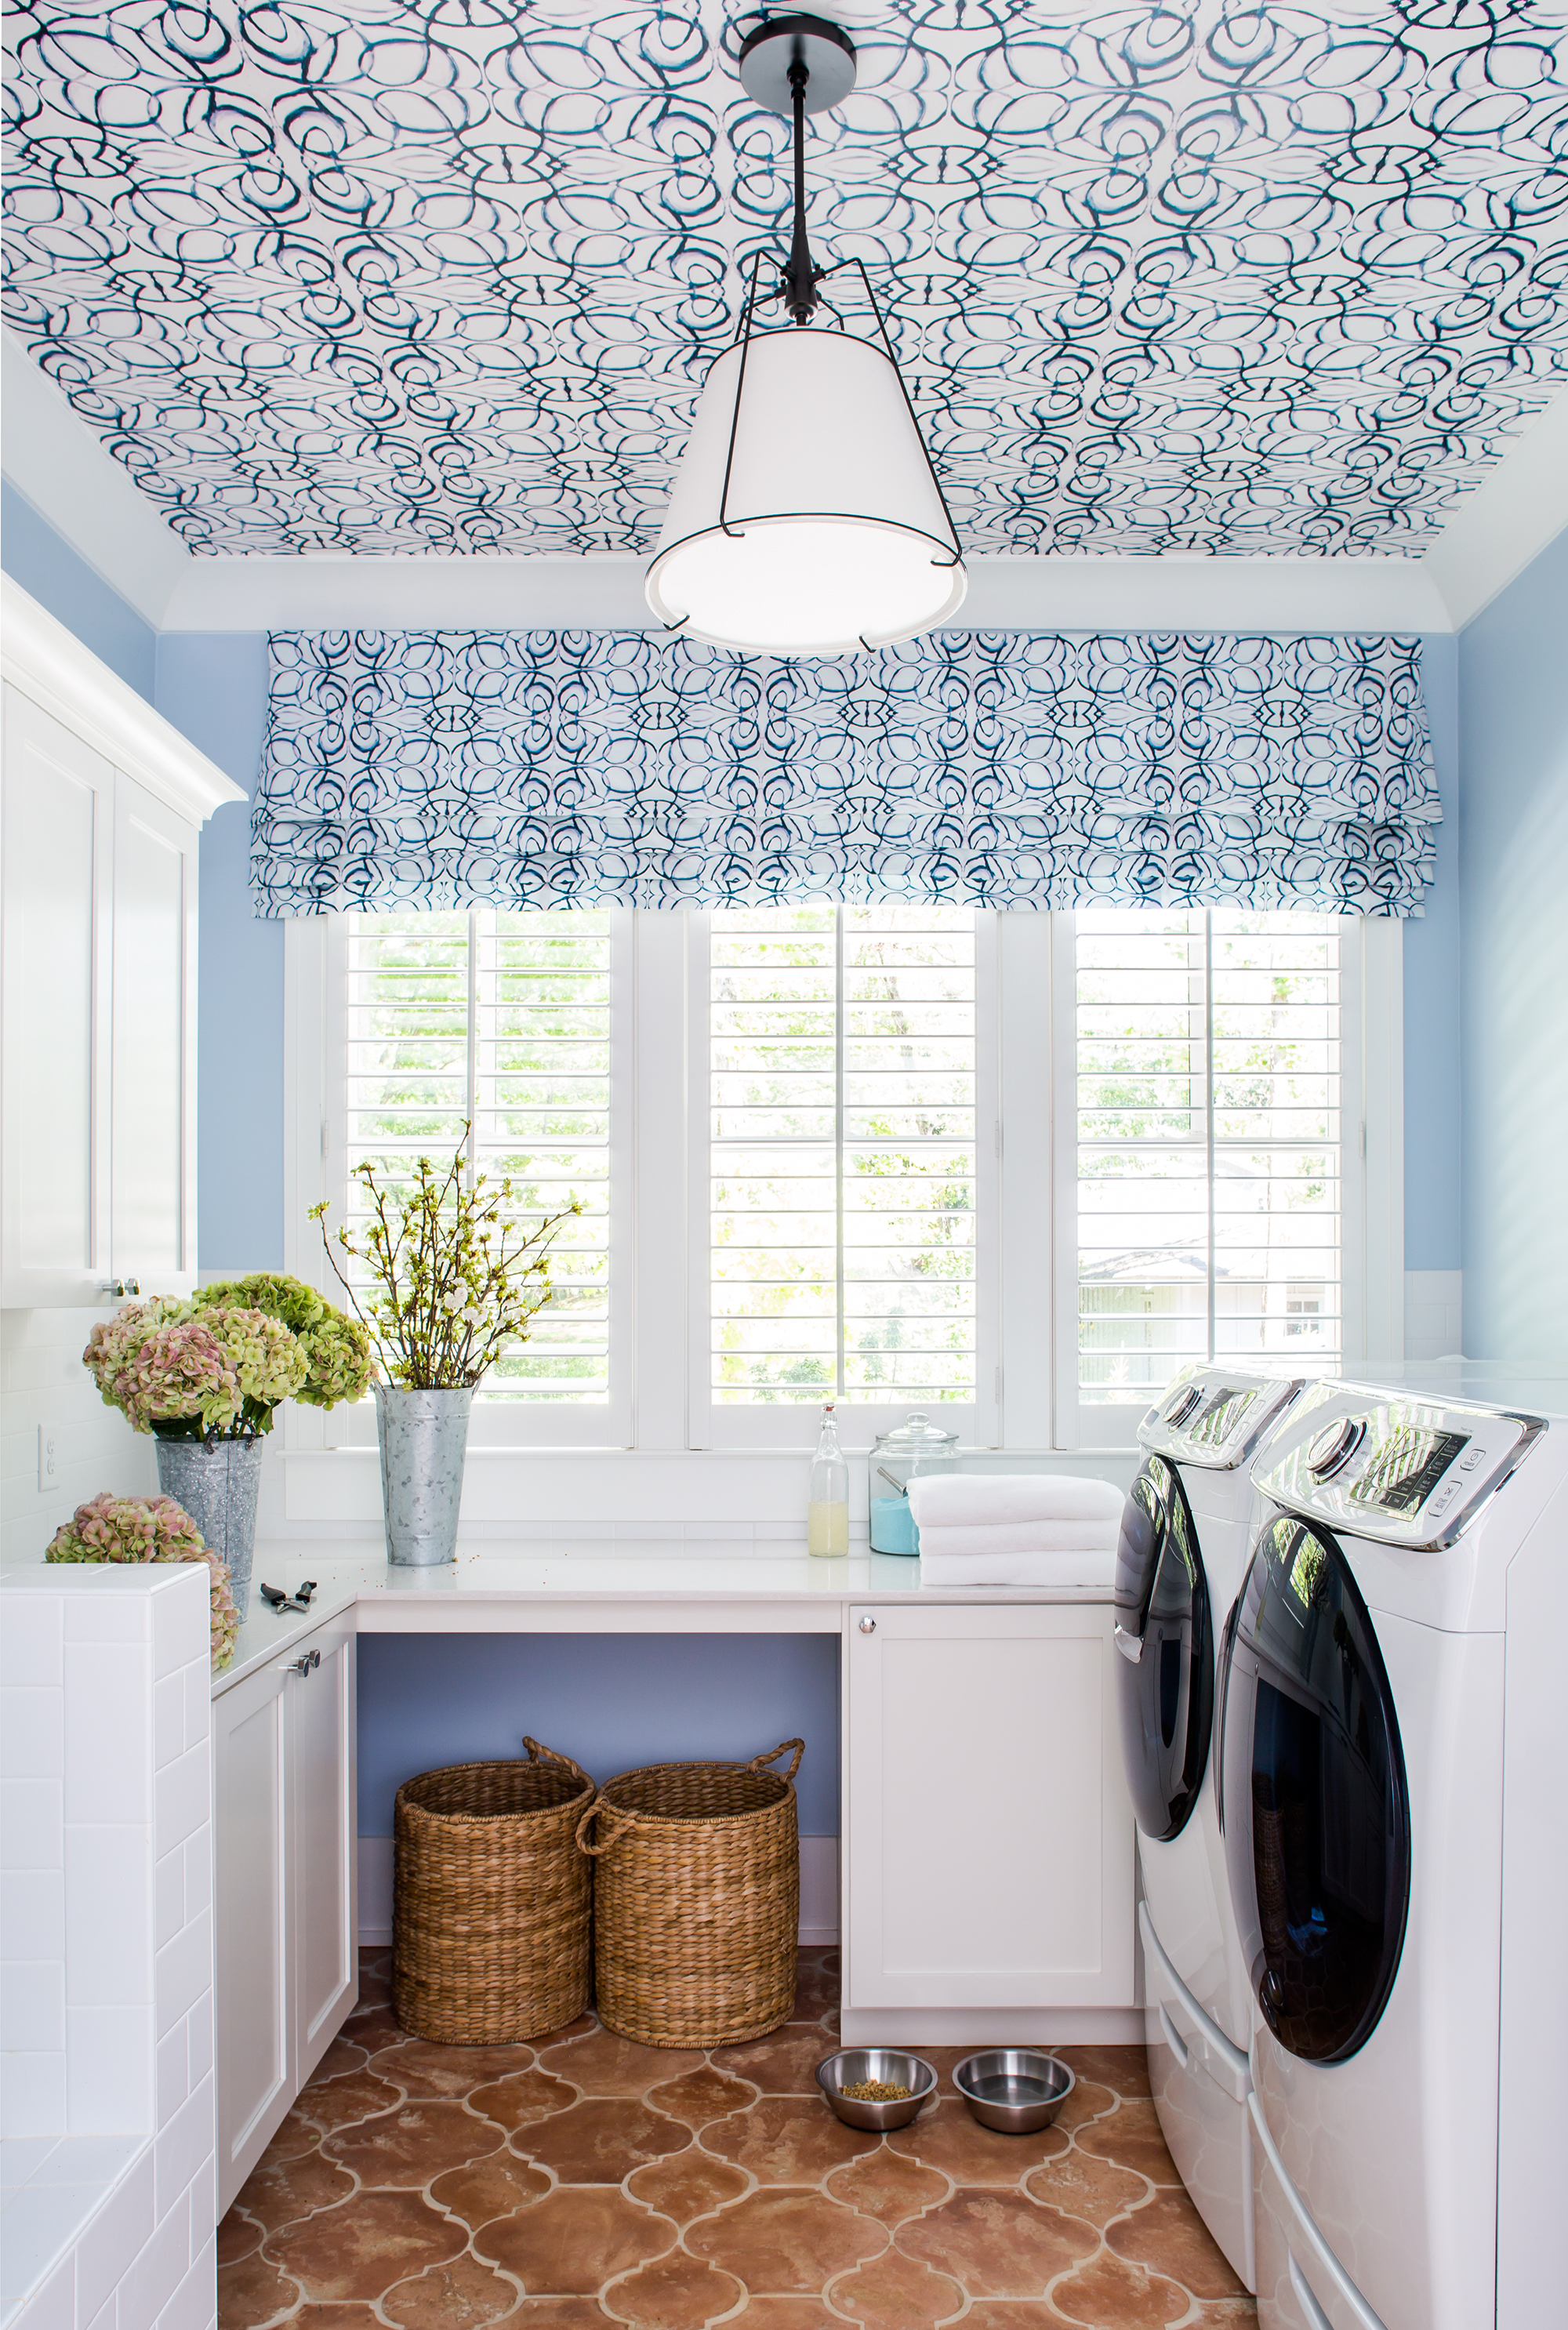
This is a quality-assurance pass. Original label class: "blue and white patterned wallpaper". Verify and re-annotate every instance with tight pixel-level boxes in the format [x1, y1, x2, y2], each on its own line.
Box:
[5, 2, 1567, 561]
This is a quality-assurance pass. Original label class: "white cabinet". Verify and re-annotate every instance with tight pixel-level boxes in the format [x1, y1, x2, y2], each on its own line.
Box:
[214, 1614, 358, 2216]
[0, 579, 241, 1306]
[844, 1602, 1135, 2012]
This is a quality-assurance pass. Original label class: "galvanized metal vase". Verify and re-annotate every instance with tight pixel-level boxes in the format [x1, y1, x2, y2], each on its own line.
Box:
[154, 1435, 263, 1617]
[375, 1384, 474, 1567]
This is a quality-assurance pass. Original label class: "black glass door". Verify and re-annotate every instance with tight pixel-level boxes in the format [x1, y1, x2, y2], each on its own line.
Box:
[1220, 1512, 1410, 2064]
[1114, 1456, 1214, 1842]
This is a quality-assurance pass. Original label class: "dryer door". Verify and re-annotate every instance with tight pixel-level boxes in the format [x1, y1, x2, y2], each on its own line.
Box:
[1114, 1454, 1214, 1842]
[1219, 1511, 1410, 2065]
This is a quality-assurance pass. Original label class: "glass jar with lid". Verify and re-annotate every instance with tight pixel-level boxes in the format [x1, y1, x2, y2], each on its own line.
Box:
[869, 1411, 961, 1556]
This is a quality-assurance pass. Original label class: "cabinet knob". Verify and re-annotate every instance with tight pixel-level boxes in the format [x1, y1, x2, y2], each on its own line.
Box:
[101, 1278, 140, 1300]
[290, 1649, 321, 1676]
[858, 1616, 877, 1635]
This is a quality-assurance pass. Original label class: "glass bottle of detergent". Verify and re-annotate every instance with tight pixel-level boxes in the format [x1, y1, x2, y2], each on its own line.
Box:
[869, 1411, 961, 1555]
[807, 1403, 849, 1557]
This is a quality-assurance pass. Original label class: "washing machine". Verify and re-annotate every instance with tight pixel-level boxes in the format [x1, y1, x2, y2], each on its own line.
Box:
[1222, 1375, 1566, 2330]
[1116, 1363, 1304, 2290]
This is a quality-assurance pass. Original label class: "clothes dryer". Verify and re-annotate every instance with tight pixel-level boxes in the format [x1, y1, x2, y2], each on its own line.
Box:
[1115, 1364, 1304, 2289]
[1224, 1377, 1567, 2330]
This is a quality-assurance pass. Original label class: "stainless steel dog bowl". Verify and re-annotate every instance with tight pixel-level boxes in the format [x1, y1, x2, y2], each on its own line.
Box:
[817, 2047, 937, 2131]
[953, 2048, 1075, 2134]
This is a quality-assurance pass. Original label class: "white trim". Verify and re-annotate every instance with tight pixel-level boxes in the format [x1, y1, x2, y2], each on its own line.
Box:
[1423, 387, 1568, 630]
[1358, 916, 1405, 1365]
[0, 576, 242, 825]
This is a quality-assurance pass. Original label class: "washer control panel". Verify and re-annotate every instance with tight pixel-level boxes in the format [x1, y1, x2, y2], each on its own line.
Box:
[1138, 1366, 1304, 1472]
[1253, 1383, 1546, 1548]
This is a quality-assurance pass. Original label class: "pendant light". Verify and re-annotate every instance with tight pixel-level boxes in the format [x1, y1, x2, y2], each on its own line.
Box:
[645, 13, 966, 655]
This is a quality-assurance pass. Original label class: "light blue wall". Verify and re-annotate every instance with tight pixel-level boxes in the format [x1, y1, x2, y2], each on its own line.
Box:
[1457, 526, 1568, 1361]
[357, 1631, 840, 1836]
[2, 480, 157, 702]
[1405, 637, 1461, 1269]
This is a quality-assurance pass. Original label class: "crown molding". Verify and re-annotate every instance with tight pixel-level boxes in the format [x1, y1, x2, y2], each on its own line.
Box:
[1421, 387, 1568, 630]
[1, 575, 245, 824]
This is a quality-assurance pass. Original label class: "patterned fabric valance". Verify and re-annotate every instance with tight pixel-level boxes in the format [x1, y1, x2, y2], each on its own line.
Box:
[253, 630, 1439, 918]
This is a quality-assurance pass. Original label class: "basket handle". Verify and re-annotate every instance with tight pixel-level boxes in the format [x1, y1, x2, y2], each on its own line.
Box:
[575, 1798, 637, 1858]
[748, 1737, 805, 1782]
[524, 1735, 591, 1787]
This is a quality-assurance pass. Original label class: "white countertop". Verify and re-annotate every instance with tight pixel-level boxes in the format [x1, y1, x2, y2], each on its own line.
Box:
[216, 1542, 1118, 1696]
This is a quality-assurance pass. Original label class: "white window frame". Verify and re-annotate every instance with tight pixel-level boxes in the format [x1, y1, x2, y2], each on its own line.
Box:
[1047, 910, 1403, 1452]
[275, 905, 1401, 1527]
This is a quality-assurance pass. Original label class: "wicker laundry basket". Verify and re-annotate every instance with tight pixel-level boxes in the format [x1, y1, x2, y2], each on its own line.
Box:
[393, 1737, 596, 2044]
[576, 1738, 803, 2048]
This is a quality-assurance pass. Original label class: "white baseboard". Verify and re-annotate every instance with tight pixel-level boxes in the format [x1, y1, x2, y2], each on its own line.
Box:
[1405, 1268, 1463, 1362]
[839, 2005, 1145, 2045]
[358, 1830, 840, 1947]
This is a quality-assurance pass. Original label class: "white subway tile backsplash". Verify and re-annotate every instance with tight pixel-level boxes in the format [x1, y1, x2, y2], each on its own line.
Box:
[153, 1856, 183, 1956]
[71, 2149, 154, 2329]
[0, 1780, 63, 1873]
[1, 2138, 59, 2189]
[1, 2184, 102, 2307]
[2, 1871, 66, 1962]
[178, 1841, 208, 1929]
[153, 1914, 209, 2044]
[64, 1833, 151, 2010]
[151, 2080, 211, 2227]
[27, 2143, 142, 2190]
[64, 1652, 151, 1828]
[151, 1683, 183, 1777]
[149, 1756, 204, 1864]
[182, 2001, 210, 2097]
[149, 1594, 201, 1688]
[0, 2052, 67, 2139]
[0, 1962, 65, 2055]
[116, 2187, 187, 2330]
[83, 2297, 116, 2330]
[1, 1690, 64, 1782]
[176, 1671, 206, 1753]
[0, 1601, 63, 1689]
[9, 2250, 73, 2330]
[64, 2007, 153, 2135]
[153, 2238, 212, 2330]
[153, 2031, 185, 2132]
[62, 1597, 151, 1650]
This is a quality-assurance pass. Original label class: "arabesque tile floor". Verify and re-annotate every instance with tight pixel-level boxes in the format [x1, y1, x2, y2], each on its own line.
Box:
[218, 1949, 1255, 2328]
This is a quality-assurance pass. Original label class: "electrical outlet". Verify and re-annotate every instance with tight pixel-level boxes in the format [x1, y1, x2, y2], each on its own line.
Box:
[38, 1424, 63, 1494]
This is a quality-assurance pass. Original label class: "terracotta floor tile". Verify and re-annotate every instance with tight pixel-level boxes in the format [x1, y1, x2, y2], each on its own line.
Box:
[886, 2100, 1070, 2187]
[1105, 2191, 1249, 2300]
[1058, 2046, 1152, 2100]
[529, 2012, 597, 2048]
[728, 2304, 838, 2330]
[958, 2307, 1065, 2328]
[823, 2150, 949, 2228]
[1073, 2100, 1184, 2188]
[217, 2249, 303, 2330]
[469, 2067, 580, 2129]
[791, 1954, 842, 2023]
[236, 2150, 357, 2234]
[1050, 2081, 1119, 2136]
[518, 2096, 693, 2182]
[1048, 2251, 1193, 2328]
[827, 2247, 965, 2328]
[428, 2152, 551, 2230]
[1189, 2303, 1261, 2325]
[218, 2209, 263, 2266]
[1023, 2149, 1149, 2227]
[706, 2027, 838, 2096]
[373, 2041, 534, 2100]
[647, 2066, 760, 2126]
[702, 2095, 876, 2183]
[604, 2253, 746, 2329]
[311, 2037, 369, 2084]
[298, 2069, 404, 2136]
[288, 2306, 382, 2329]
[509, 2304, 615, 2328]
[264, 2190, 468, 2300]
[685, 2189, 885, 2292]
[325, 2100, 505, 2186]
[381, 2252, 522, 2328]
[477, 2187, 674, 2293]
[626, 2152, 751, 2224]
[896, 2193, 1097, 2297]
[255, 2104, 325, 2171]
[538, 2028, 708, 2096]
[340, 2005, 405, 2056]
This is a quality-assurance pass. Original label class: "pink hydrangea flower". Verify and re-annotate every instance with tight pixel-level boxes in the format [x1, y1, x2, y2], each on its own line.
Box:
[45, 1493, 239, 1669]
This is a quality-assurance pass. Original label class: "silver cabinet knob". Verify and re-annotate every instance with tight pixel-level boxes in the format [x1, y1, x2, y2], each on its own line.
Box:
[101, 1278, 140, 1299]
[858, 1616, 876, 1635]
[290, 1649, 321, 1676]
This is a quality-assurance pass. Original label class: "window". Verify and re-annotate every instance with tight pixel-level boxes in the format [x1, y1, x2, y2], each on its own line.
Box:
[707, 905, 980, 1408]
[1074, 908, 1345, 1414]
[336, 909, 626, 1435]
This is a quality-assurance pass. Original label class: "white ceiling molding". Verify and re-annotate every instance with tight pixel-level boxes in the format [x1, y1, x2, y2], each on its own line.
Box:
[152, 546, 1450, 635]
[1, 332, 191, 627]
[1, 575, 244, 825]
[1421, 388, 1568, 630]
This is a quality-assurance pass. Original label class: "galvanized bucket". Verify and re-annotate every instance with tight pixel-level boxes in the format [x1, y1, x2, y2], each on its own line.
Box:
[375, 1384, 474, 1566]
[154, 1435, 263, 1617]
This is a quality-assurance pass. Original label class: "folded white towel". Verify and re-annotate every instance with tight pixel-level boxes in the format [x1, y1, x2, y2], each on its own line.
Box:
[915, 1517, 1123, 1559]
[918, 1548, 1119, 1589]
[906, 1472, 1125, 1535]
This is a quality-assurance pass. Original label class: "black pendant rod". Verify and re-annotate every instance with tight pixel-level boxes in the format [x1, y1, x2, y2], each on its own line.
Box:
[781, 57, 821, 325]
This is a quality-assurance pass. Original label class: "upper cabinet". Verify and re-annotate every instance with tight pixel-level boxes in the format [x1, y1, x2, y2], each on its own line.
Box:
[0, 579, 243, 1307]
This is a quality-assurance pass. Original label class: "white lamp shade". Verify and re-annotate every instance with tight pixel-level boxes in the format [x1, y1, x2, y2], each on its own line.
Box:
[646, 327, 967, 655]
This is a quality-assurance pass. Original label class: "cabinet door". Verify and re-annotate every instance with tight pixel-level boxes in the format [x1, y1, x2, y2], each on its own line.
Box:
[845, 1602, 1136, 2009]
[111, 773, 197, 1293]
[213, 1660, 292, 2217]
[290, 1617, 358, 2085]
[1, 688, 114, 1305]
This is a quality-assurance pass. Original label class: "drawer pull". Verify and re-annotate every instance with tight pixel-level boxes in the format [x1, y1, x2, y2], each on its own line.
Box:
[290, 1650, 321, 1677]
[858, 1616, 877, 1635]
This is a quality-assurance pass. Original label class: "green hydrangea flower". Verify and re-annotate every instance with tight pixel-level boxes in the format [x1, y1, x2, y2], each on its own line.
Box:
[191, 1274, 373, 1410]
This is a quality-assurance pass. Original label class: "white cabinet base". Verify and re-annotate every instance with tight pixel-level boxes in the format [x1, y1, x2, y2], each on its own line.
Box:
[841, 2004, 1145, 2045]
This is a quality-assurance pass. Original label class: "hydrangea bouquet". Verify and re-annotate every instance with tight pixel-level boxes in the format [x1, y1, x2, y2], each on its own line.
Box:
[46, 1493, 240, 1669]
[83, 1275, 372, 1441]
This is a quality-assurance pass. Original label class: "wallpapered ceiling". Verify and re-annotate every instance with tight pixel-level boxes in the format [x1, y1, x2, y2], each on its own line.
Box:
[5, 1, 1567, 561]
